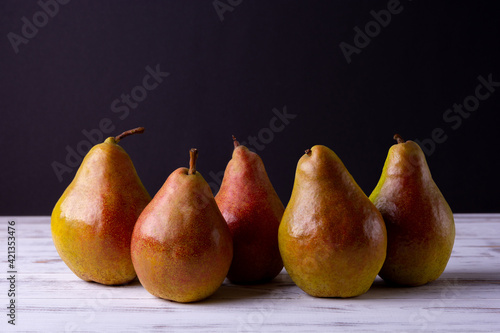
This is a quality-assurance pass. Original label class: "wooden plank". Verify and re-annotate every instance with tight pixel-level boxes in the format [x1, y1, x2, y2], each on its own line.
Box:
[1, 215, 500, 332]
[11, 298, 500, 332]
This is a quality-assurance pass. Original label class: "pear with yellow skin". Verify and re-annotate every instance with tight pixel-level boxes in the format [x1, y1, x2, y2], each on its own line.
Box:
[131, 149, 233, 302]
[279, 145, 387, 298]
[369, 134, 455, 286]
[51, 127, 151, 285]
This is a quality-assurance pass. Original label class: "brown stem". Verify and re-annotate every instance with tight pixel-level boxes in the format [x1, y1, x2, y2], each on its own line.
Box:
[115, 127, 145, 143]
[393, 134, 405, 144]
[189, 148, 198, 175]
[305, 149, 312, 155]
[232, 135, 240, 148]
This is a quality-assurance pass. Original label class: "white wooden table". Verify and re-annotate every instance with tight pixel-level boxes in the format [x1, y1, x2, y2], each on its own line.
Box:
[2, 214, 500, 332]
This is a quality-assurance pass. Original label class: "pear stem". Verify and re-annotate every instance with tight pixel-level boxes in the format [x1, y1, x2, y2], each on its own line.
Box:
[188, 148, 198, 175]
[115, 127, 145, 143]
[393, 134, 405, 144]
[305, 149, 312, 155]
[232, 135, 240, 148]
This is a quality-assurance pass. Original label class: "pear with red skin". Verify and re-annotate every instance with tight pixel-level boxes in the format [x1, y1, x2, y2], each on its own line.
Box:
[51, 127, 151, 285]
[279, 145, 387, 297]
[215, 136, 284, 284]
[369, 134, 455, 286]
[131, 149, 233, 302]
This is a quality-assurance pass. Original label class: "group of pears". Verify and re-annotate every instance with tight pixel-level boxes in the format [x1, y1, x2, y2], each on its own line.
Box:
[51, 127, 455, 302]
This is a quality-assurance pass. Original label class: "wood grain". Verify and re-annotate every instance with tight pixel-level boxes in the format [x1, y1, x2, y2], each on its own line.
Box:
[1, 214, 499, 332]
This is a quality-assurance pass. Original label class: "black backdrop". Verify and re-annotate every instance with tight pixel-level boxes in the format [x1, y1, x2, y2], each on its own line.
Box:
[1, 1, 499, 215]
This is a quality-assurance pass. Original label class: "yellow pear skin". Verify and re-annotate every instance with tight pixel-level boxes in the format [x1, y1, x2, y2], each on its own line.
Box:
[131, 149, 233, 303]
[278, 145, 387, 298]
[369, 134, 455, 286]
[51, 127, 151, 285]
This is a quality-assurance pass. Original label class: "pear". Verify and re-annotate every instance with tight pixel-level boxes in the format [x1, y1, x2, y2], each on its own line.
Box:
[215, 136, 284, 284]
[278, 145, 387, 298]
[369, 134, 455, 286]
[51, 127, 151, 285]
[131, 149, 233, 302]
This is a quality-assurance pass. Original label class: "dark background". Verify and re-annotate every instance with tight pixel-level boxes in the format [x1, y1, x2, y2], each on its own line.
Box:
[1, 1, 499, 215]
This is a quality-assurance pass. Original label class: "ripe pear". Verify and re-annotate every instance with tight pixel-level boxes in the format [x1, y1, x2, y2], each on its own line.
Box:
[131, 149, 233, 302]
[215, 136, 284, 284]
[278, 145, 387, 298]
[51, 127, 151, 285]
[278, 145, 387, 297]
[369, 134, 455, 286]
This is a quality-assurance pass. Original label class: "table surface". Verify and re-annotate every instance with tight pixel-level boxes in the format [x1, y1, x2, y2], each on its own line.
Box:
[2, 214, 500, 332]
